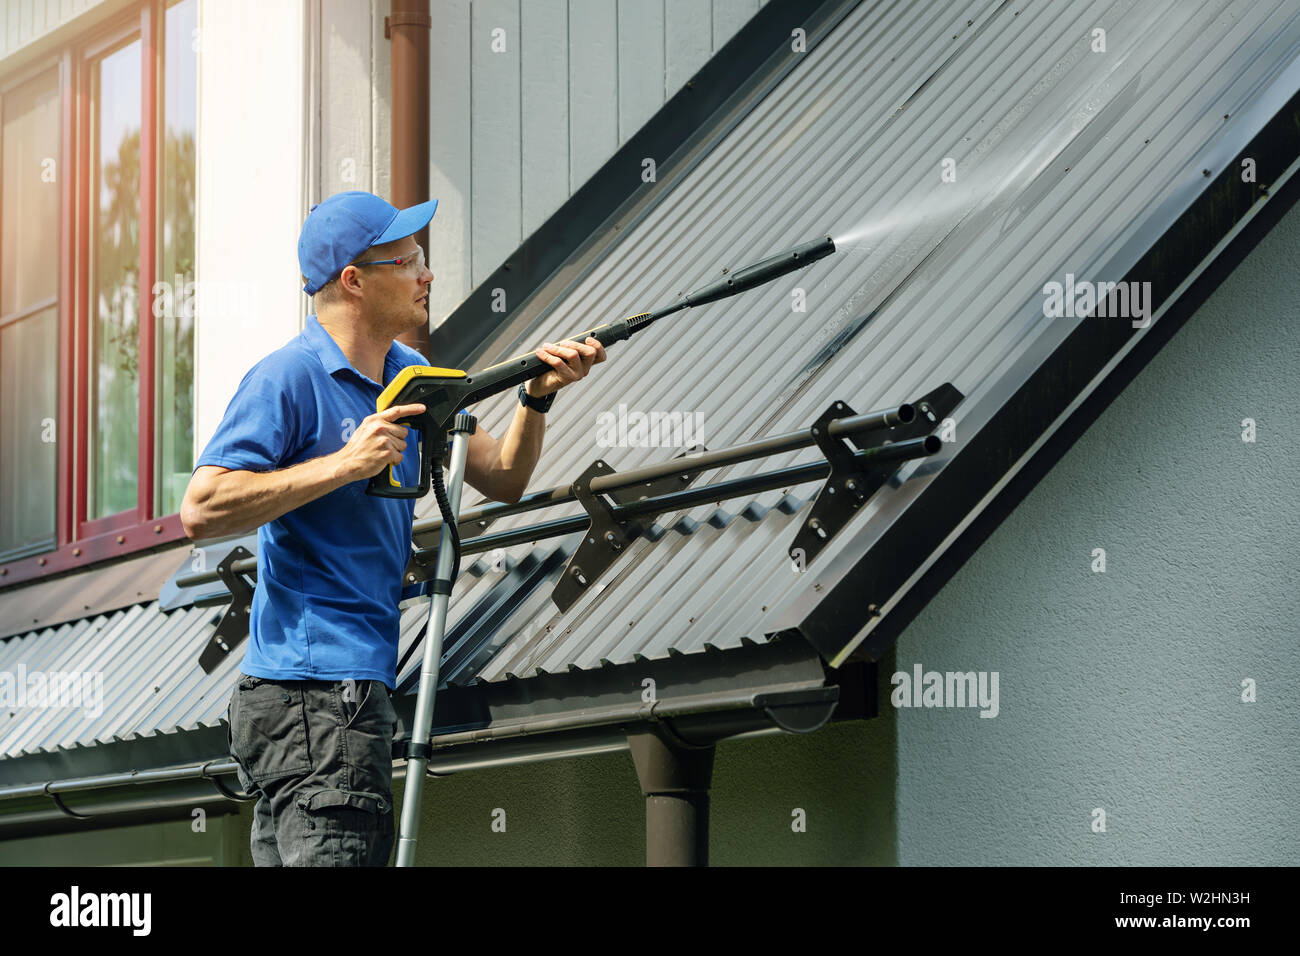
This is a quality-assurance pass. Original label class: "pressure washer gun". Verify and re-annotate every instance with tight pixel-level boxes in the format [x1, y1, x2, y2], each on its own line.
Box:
[367, 235, 837, 499]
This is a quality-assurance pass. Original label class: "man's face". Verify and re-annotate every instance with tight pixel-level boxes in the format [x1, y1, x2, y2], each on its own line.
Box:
[350, 236, 434, 332]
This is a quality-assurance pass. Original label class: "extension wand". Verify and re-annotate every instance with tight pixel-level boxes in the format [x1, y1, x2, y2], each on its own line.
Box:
[369, 236, 836, 594]
[367, 235, 836, 499]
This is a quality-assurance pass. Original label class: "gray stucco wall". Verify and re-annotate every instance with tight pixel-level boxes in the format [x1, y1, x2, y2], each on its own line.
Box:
[0, 811, 246, 865]
[893, 194, 1300, 865]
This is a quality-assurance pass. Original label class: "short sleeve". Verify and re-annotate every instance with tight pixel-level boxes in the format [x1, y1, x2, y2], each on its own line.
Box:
[194, 355, 301, 474]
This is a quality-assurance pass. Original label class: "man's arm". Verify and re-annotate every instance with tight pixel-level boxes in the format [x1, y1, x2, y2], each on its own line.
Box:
[181, 402, 427, 540]
[463, 405, 545, 506]
[462, 337, 605, 504]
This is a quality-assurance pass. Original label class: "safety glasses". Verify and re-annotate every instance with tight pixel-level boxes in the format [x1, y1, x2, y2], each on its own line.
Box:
[353, 244, 426, 273]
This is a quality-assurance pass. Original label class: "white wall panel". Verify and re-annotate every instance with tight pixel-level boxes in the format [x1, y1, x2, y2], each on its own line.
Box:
[470, 0, 521, 285]
[520, 0, 568, 237]
[0, 0, 119, 61]
[568, 0, 618, 190]
[426, 0, 471, 328]
[369, 0, 391, 202]
[319, 0, 375, 198]
[19, 0, 33, 49]
[194, 0, 309, 454]
[712, 0, 759, 48]
[664, 0, 711, 92]
[617, 0, 665, 144]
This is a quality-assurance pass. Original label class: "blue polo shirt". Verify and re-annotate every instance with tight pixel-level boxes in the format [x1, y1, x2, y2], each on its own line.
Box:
[194, 314, 429, 689]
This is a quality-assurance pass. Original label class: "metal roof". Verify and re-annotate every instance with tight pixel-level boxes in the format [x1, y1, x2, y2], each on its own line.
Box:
[0, 496, 810, 761]
[4, 0, 1300, 763]
[0, 545, 187, 640]
[407, 491, 814, 688]
[415, 0, 1300, 667]
[0, 603, 224, 759]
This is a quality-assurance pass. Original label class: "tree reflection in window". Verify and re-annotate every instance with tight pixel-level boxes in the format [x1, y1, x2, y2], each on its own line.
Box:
[91, 39, 141, 520]
[158, 0, 197, 517]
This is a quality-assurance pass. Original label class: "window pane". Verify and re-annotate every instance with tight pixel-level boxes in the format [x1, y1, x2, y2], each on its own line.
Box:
[0, 69, 60, 556]
[1, 69, 60, 317]
[157, 0, 197, 517]
[0, 307, 58, 554]
[90, 39, 142, 520]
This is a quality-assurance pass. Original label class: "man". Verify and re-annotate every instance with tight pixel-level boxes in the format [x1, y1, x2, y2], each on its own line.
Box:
[181, 190, 604, 866]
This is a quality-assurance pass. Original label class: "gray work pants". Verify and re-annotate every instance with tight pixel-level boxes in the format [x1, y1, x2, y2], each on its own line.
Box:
[226, 673, 397, 866]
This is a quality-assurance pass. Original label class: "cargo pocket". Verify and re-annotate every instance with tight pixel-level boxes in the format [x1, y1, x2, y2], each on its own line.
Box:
[297, 788, 390, 816]
[230, 677, 313, 784]
[345, 681, 399, 798]
[294, 788, 393, 867]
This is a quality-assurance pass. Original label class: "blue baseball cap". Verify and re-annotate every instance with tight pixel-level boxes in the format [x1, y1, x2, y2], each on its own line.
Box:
[298, 190, 438, 295]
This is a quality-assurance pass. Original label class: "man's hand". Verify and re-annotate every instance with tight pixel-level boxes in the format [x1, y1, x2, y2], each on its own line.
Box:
[333, 403, 427, 481]
[181, 402, 429, 539]
[527, 337, 606, 397]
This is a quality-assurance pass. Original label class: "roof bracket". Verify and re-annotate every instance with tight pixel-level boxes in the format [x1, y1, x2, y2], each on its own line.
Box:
[159, 534, 259, 611]
[551, 460, 645, 612]
[551, 448, 709, 612]
[401, 547, 432, 586]
[789, 384, 963, 568]
[543, 447, 696, 613]
[196, 546, 256, 674]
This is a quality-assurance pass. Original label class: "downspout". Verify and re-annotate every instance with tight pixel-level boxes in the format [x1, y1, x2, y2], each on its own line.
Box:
[387, 0, 433, 360]
[628, 729, 715, 867]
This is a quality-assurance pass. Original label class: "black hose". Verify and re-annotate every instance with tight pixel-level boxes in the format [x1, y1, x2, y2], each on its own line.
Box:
[429, 449, 461, 587]
[395, 449, 460, 686]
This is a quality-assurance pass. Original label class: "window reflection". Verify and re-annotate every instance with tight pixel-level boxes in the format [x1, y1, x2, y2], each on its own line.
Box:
[90, 38, 142, 520]
[0, 70, 60, 556]
[158, 0, 198, 516]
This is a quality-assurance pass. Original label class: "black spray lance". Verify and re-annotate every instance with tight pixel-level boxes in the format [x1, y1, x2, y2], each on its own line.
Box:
[366, 236, 837, 582]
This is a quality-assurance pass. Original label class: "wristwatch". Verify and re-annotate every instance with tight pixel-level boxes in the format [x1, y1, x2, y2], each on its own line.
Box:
[518, 383, 555, 414]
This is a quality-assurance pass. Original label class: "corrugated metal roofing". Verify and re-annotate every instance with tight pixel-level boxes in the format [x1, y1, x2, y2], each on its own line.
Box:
[419, 0, 1300, 668]
[0, 604, 225, 758]
[0, 545, 187, 640]
[0, 498, 807, 759]
[4, 0, 1300, 760]
[416, 491, 813, 686]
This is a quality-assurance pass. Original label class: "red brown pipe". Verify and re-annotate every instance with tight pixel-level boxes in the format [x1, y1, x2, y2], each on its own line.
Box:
[389, 0, 432, 359]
